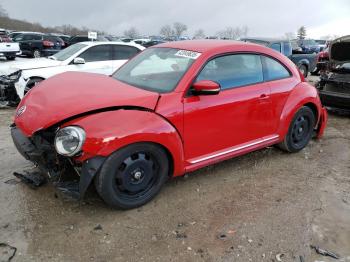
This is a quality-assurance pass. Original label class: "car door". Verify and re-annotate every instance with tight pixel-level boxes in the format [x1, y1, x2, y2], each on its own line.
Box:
[112, 45, 141, 72]
[183, 53, 274, 161]
[68, 45, 114, 75]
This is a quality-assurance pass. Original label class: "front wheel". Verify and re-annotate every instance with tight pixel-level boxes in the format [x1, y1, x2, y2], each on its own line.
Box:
[32, 49, 41, 58]
[278, 106, 315, 153]
[6, 56, 16, 61]
[95, 143, 170, 209]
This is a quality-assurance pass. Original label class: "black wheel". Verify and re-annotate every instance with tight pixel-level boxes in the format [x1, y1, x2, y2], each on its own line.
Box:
[278, 106, 315, 153]
[299, 64, 308, 78]
[24, 78, 44, 95]
[32, 49, 41, 58]
[95, 143, 170, 209]
[6, 56, 15, 61]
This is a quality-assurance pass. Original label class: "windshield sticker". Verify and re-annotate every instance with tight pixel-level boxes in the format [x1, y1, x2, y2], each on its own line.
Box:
[174, 50, 201, 59]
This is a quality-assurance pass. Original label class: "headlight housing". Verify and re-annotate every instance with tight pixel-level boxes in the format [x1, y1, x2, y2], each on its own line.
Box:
[54, 126, 86, 156]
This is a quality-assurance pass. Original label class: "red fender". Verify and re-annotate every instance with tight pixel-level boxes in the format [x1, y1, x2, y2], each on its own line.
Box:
[63, 109, 185, 177]
[277, 82, 325, 139]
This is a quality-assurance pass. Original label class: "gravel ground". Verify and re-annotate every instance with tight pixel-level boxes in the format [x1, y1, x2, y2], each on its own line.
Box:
[0, 75, 349, 262]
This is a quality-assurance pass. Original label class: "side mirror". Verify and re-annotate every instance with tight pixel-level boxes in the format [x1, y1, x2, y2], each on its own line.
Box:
[73, 57, 85, 64]
[192, 80, 220, 95]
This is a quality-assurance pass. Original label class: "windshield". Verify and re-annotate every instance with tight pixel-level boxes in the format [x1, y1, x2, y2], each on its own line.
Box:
[51, 43, 87, 61]
[302, 40, 317, 45]
[113, 48, 199, 92]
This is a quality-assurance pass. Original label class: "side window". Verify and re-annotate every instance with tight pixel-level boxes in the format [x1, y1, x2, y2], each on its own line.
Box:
[23, 35, 33, 41]
[33, 35, 42, 40]
[283, 42, 292, 56]
[113, 45, 140, 60]
[262, 56, 291, 81]
[196, 54, 263, 90]
[79, 45, 113, 62]
[270, 43, 281, 53]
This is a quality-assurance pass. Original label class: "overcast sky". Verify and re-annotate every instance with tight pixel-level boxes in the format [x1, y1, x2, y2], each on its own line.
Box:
[1, 0, 349, 38]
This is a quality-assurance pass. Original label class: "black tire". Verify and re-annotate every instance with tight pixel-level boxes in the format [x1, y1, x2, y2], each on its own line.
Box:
[278, 106, 316, 153]
[24, 78, 44, 95]
[299, 64, 308, 77]
[95, 143, 169, 209]
[6, 56, 15, 61]
[32, 49, 41, 58]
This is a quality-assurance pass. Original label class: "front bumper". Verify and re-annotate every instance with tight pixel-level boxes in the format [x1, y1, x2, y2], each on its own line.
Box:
[11, 125, 105, 197]
[0, 73, 21, 106]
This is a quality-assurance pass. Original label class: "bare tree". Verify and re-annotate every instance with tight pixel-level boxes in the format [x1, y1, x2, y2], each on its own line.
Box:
[284, 32, 296, 40]
[123, 27, 139, 39]
[297, 26, 306, 40]
[193, 29, 206, 39]
[173, 22, 187, 38]
[160, 25, 174, 38]
[0, 4, 8, 17]
[216, 26, 248, 40]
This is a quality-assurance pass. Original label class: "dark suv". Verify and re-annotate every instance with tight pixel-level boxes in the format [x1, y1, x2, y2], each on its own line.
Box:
[13, 33, 64, 58]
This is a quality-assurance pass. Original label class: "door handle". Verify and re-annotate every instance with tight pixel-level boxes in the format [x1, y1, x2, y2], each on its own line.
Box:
[259, 94, 269, 100]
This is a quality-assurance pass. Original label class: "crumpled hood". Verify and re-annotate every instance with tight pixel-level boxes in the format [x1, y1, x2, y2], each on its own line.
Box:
[6, 58, 62, 75]
[329, 35, 350, 64]
[15, 72, 160, 136]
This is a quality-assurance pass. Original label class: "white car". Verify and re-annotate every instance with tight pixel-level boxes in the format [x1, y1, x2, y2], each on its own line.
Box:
[10, 41, 144, 99]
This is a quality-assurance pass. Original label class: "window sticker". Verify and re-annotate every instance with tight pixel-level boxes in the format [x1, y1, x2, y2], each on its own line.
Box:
[174, 50, 201, 59]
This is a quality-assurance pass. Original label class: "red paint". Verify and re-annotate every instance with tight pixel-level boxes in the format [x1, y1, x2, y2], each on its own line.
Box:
[14, 40, 327, 177]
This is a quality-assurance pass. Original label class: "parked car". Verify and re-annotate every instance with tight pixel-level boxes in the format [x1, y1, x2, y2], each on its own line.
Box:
[67, 35, 108, 46]
[142, 39, 166, 48]
[241, 38, 317, 77]
[12, 33, 64, 58]
[0, 41, 144, 105]
[132, 38, 151, 45]
[297, 39, 321, 54]
[316, 35, 350, 110]
[311, 48, 329, 75]
[315, 39, 328, 51]
[50, 33, 71, 48]
[0, 35, 20, 60]
[11, 40, 327, 209]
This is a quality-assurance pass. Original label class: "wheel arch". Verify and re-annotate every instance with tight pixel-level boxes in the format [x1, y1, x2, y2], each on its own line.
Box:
[67, 109, 185, 177]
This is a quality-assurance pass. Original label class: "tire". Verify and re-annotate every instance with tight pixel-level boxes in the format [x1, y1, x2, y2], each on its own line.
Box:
[278, 106, 316, 153]
[24, 78, 44, 95]
[311, 66, 320, 76]
[32, 49, 41, 58]
[95, 143, 170, 209]
[6, 56, 15, 61]
[299, 64, 308, 78]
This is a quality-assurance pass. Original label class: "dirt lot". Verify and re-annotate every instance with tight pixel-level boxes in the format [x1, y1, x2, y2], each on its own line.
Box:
[0, 82, 350, 261]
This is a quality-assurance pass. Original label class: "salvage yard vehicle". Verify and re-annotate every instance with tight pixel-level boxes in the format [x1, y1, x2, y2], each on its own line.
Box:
[0, 41, 144, 106]
[297, 39, 321, 54]
[0, 35, 20, 60]
[12, 33, 64, 58]
[241, 38, 317, 77]
[317, 35, 350, 110]
[11, 40, 327, 209]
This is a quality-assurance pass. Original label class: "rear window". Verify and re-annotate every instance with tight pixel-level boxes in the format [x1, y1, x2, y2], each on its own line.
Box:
[262, 56, 291, 81]
[113, 45, 140, 60]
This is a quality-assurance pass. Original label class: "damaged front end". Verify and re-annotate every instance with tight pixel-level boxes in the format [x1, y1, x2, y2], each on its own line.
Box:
[316, 35, 350, 110]
[10, 124, 105, 198]
[0, 70, 21, 107]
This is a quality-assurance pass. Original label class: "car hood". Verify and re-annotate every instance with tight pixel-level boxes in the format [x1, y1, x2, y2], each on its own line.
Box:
[6, 58, 62, 74]
[329, 35, 350, 65]
[15, 72, 160, 136]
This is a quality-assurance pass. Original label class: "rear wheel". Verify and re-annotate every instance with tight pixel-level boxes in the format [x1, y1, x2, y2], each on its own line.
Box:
[278, 106, 315, 153]
[299, 64, 308, 78]
[32, 49, 41, 58]
[5, 56, 15, 61]
[95, 143, 169, 209]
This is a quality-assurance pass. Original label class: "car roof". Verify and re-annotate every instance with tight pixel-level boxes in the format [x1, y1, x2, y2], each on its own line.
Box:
[78, 41, 144, 49]
[156, 40, 265, 53]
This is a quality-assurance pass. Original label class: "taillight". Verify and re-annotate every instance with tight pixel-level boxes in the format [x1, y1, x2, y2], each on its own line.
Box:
[43, 40, 54, 47]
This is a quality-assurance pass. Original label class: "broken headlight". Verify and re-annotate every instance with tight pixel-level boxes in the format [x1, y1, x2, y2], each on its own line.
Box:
[6, 70, 22, 81]
[54, 126, 86, 157]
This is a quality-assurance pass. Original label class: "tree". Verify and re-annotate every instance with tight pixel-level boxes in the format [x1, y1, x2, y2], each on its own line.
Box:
[216, 26, 248, 40]
[123, 27, 139, 39]
[160, 25, 174, 38]
[284, 32, 296, 40]
[297, 26, 306, 40]
[173, 22, 187, 38]
[0, 4, 8, 17]
[193, 29, 205, 39]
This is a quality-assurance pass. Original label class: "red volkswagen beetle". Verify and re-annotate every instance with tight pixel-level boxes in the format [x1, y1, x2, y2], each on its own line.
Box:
[12, 40, 327, 209]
